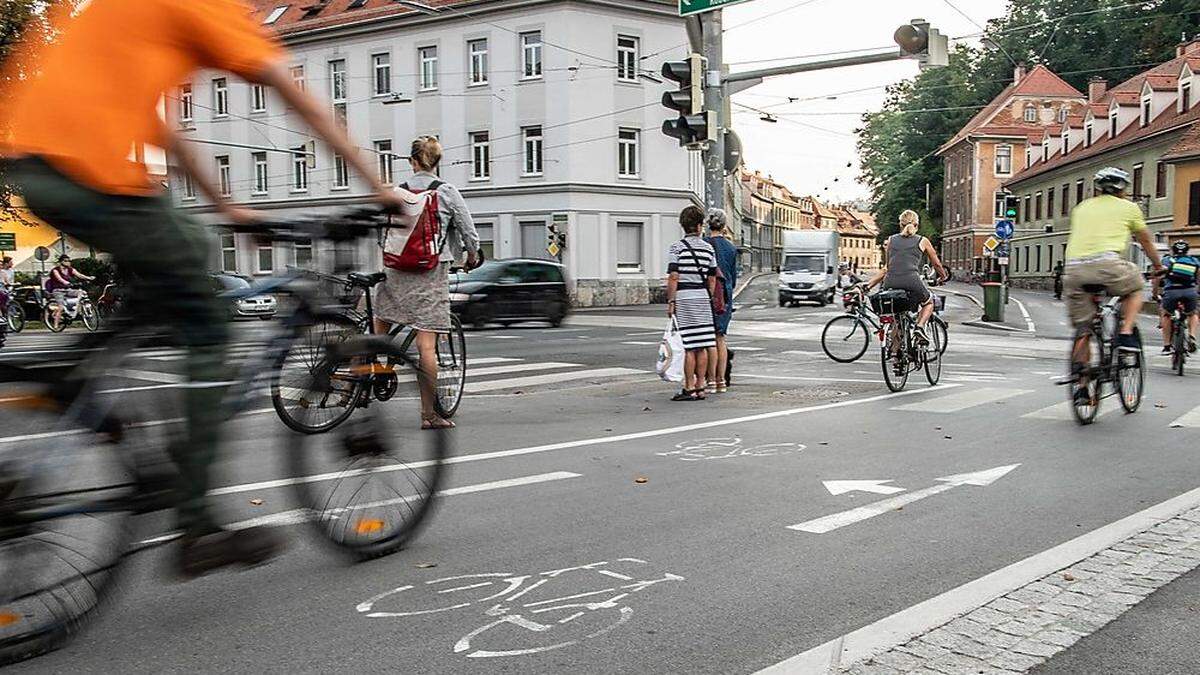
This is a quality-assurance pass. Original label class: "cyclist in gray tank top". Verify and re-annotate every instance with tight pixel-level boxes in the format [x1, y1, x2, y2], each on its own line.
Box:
[865, 210, 948, 343]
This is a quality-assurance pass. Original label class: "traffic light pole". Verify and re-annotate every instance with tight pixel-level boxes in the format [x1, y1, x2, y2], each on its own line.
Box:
[701, 10, 725, 212]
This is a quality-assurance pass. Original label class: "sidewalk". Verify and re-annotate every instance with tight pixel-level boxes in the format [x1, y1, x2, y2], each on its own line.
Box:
[1031, 566, 1200, 674]
[937, 282, 1036, 334]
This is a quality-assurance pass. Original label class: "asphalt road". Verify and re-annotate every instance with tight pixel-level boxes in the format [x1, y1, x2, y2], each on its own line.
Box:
[3, 276, 1199, 673]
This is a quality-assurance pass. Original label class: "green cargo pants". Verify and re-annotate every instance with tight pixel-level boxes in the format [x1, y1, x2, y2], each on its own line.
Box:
[13, 157, 230, 535]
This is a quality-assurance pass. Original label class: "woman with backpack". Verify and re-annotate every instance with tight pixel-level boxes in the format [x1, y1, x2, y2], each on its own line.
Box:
[374, 136, 480, 429]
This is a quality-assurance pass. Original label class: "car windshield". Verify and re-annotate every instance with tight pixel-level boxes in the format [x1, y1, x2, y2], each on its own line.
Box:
[783, 255, 825, 273]
[215, 275, 251, 290]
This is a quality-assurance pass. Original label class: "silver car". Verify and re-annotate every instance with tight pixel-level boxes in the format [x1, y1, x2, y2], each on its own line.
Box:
[211, 273, 277, 321]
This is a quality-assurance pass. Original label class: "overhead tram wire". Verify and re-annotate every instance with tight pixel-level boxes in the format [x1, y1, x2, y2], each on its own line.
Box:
[940, 0, 1020, 69]
[640, 0, 827, 62]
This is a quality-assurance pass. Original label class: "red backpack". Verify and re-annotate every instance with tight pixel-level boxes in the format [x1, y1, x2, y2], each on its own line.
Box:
[382, 180, 443, 273]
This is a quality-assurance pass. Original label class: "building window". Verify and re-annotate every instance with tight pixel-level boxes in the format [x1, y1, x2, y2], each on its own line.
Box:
[1061, 184, 1069, 216]
[1155, 162, 1168, 199]
[333, 154, 349, 189]
[1047, 188, 1055, 219]
[1061, 130, 1070, 156]
[618, 128, 639, 178]
[617, 35, 639, 82]
[475, 223, 495, 259]
[1035, 192, 1043, 220]
[213, 78, 228, 116]
[523, 126, 543, 176]
[1141, 94, 1152, 127]
[1183, 81, 1192, 111]
[1076, 179, 1084, 204]
[1190, 181, 1200, 225]
[1058, 106, 1068, 123]
[468, 39, 488, 85]
[616, 222, 643, 272]
[994, 144, 1012, 176]
[1085, 122, 1093, 147]
[993, 192, 1007, 219]
[256, 242, 274, 274]
[1024, 105, 1036, 123]
[291, 146, 308, 192]
[252, 152, 268, 194]
[419, 46, 438, 91]
[1023, 195, 1031, 222]
[181, 172, 196, 200]
[251, 84, 267, 113]
[329, 59, 347, 123]
[520, 221, 549, 259]
[216, 155, 231, 197]
[470, 131, 490, 180]
[521, 32, 543, 79]
[374, 140, 394, 185]
[1036, 245, 1042, 271]
[1025, 146, 1033, 169]
[1110, 110, 1119, 138]
[221, 233, 237, 272]
[1024, 246, 1030, 272]
[294, 239, 313, 267]
[372, 53, 391, 96]
[179, 84, 194, 123]
[290, 65, 306, 91]
[1132, 163, 1144, 199]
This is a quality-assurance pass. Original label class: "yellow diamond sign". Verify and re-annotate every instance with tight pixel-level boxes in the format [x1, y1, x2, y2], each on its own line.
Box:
[983, 236, 999, 252]
[547, 242, 561, 257]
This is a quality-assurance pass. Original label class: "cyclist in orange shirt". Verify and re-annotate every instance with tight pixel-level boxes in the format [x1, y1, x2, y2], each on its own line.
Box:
[2, 0, 410, 577]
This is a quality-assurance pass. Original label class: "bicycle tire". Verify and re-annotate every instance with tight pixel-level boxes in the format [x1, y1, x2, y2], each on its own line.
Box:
[7, 304, 24, 334]
[821, 315, 870, 363]
[932, 315, 949, 356]
[0, 372, 147, 664]
[80, 302, 99, 332]
[287, 336, 450, 559]
[43, 304, 65, 333]
[1069, 331, 1101, 425]
[270, 316, 362, 435]
[924, 322, 942, 386]
[434, 315, 467, 418]
[1173, 322, 1186, 376]
[880, 327, 908, 392]
[1116, 328, 1144, 414]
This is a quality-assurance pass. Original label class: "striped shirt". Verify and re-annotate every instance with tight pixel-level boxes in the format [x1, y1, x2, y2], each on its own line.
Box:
[667, 236, 717, 289]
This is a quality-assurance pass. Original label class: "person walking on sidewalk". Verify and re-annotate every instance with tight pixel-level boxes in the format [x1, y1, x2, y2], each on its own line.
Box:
[1053, 260, 1065, 300]
[704, 209, 737, 393]
[666, 205, 718, 401]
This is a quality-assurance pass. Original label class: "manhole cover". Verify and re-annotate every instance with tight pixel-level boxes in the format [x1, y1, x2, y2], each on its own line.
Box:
[770, 387, 851, 400]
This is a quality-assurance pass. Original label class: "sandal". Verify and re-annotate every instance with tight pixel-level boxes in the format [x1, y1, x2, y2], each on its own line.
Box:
[671, 389, 697, 401]
[715, 380, 727, 393]
[421, 414, 455, 430]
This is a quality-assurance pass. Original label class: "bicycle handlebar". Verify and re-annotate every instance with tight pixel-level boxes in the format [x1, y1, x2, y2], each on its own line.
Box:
[224, 206, 397, 244]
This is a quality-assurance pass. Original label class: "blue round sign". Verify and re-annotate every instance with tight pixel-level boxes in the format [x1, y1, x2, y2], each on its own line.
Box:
[995, 220, 1014, 240]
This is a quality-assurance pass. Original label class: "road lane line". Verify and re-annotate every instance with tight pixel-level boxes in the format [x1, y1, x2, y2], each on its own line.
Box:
[621, 341, 659, 346]
[138, 472, 581, 545]
[1170, 404, 1200, 428]
[1013, 296, 1036, 332]
[463, 367, 644, 393]
[758, 482, 1200, 675]
[738, 374, 886, 385]
[889, 387, 1030, 413]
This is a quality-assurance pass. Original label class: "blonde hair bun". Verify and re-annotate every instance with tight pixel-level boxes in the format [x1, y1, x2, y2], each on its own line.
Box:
[898, 209, 920, 237]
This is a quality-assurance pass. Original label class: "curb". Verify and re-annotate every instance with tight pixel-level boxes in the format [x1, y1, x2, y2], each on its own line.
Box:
[962, 319, 1033, 334]
[941, 287, 984, 310]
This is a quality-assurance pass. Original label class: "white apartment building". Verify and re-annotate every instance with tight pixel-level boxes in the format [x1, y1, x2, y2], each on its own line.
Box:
[173, 0, 703, 305]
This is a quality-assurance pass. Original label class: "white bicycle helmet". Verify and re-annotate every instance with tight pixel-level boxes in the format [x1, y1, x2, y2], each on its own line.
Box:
[1094, 167, 1131, 194]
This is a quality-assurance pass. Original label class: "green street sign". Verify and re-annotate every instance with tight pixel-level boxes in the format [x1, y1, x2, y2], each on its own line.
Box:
[0, 233, 15, 251]
[679, 0, 754, 17]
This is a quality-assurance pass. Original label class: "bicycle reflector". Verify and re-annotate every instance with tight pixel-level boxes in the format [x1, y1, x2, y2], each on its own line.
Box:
[0, 611, 19, 627]
[354, 518, 385, 535]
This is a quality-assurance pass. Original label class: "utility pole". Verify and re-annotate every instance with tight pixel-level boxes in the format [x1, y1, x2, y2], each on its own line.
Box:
[701, 10, 724, 212]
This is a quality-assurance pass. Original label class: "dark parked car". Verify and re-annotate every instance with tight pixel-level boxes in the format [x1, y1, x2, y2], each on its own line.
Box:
[209, 273, 277, 320]
[450, 258, 570, 329]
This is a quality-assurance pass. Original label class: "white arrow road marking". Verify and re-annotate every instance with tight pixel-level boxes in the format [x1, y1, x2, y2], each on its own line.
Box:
[789, 464, 1020, 534]
[1170, 404, 1200, 428]
[823, 480, 906, 496]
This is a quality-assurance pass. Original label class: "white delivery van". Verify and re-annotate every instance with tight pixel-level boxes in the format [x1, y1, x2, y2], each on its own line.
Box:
[778, 230, 840, 307]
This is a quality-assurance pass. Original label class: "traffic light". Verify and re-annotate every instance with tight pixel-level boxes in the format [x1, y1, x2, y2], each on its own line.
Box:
[661, 53, 715, 147]
[894, 19, 949, 69]
[1004, 194, 1020, 220]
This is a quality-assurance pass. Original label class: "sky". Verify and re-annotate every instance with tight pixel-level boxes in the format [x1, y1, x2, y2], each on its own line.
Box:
[721, 0, 1009, 204]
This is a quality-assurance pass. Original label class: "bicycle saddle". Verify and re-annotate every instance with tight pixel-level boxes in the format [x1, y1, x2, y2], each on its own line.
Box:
[347, 272, 387, 288]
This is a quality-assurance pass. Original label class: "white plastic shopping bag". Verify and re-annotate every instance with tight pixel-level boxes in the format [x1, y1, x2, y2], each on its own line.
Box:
[657, 319, 685, 383]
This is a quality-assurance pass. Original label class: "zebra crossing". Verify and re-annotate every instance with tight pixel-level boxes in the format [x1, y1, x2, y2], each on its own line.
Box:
[888, 386, 1200, 428]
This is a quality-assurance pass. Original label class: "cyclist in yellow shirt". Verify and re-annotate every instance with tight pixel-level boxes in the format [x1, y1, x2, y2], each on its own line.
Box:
[1063, 168, 1163, 376]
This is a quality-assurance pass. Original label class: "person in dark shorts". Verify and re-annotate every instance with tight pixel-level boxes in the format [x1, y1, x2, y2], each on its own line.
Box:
[1155, 240, 1199, 355]
[864, 210, 948, 343]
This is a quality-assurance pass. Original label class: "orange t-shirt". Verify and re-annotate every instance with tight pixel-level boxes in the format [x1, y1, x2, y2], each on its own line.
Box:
[4, 0, 283, 196]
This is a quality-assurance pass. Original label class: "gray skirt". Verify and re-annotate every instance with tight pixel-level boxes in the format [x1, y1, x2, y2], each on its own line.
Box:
[373, 262, 451, 333]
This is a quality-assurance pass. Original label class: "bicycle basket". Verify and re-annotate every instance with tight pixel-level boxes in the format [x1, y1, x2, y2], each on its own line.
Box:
[872, 289, 908, 316]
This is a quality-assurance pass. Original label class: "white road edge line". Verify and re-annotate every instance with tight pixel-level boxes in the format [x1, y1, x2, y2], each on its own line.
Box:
[206, 385, 961, 497]
[1012, 296, 1036, 333]
[137, 471, 581, 546]
[756, 483, 1200, 674]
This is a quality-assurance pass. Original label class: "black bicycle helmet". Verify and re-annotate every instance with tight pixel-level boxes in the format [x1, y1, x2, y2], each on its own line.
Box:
[1171, 240, 1190, 256]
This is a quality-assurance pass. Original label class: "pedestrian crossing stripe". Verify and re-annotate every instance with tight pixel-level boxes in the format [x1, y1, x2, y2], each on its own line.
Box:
[1021, 401, 1118, 422]
[1170, 406, 1200, 428]
[890, 387, 1031, 413]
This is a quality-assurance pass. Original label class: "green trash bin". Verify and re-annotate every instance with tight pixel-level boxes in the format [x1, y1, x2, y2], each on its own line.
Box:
[982, 282, 1005, 322]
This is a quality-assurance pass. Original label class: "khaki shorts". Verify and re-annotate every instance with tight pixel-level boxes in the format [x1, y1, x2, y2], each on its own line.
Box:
[1063, 258, 1144, 328]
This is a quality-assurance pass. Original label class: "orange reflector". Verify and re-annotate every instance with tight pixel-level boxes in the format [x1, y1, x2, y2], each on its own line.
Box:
[355, 518, 385, 535]
[349, 364, 394, 376]
[0, 611, 21, 627]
